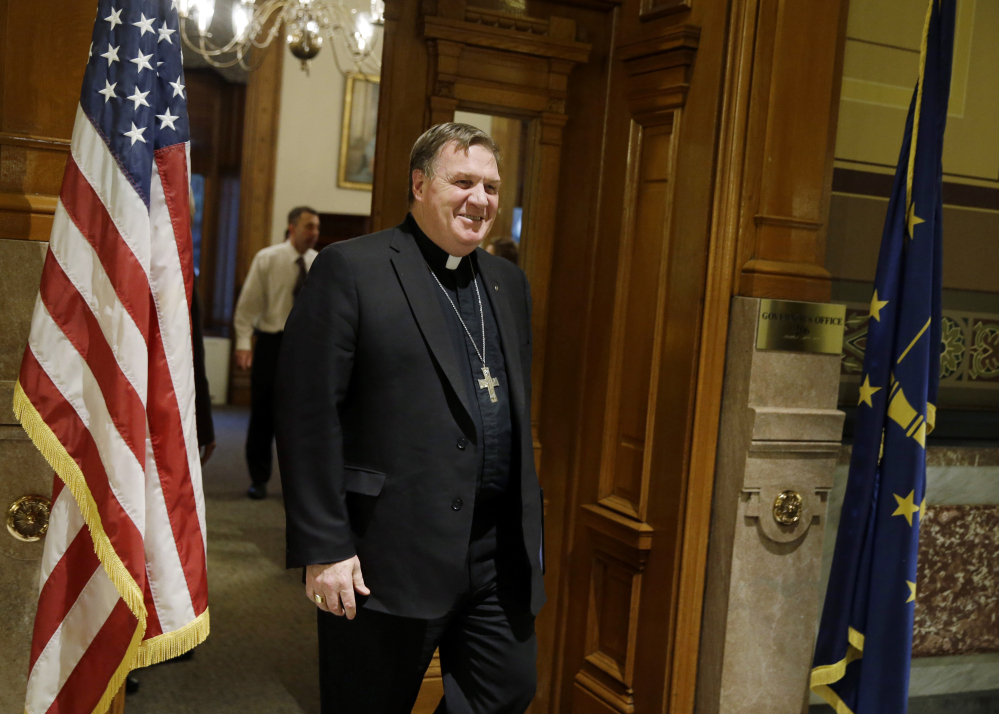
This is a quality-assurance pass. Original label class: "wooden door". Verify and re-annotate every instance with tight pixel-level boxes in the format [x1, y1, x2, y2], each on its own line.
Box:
[369, 0, 745, 711]
[546, 12, 730, 713]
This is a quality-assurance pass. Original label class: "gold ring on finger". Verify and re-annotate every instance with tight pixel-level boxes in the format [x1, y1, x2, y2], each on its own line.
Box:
[314, 593, 324, 605]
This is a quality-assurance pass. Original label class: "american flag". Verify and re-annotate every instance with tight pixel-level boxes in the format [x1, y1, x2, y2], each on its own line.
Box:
[13, 1, 209, 712]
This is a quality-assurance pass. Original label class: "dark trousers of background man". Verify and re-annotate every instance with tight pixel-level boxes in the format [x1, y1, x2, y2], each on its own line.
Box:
[317, 496, 537, 714]
[247, 330, 283, 487]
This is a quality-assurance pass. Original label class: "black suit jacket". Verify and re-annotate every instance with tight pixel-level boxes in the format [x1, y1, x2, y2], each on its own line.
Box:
[275, 220, 545, 619]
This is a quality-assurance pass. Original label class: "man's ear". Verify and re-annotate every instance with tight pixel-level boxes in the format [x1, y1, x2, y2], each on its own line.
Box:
[411, 170, 425, 202]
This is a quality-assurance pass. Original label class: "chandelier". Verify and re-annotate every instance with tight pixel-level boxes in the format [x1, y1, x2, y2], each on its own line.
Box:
[177, 0, 384, 76]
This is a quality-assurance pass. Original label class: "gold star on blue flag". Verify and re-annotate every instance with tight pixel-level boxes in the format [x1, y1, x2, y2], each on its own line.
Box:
[810, 2, 954, 712]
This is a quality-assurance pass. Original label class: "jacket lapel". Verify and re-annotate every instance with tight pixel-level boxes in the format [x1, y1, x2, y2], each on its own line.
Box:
[476, 252, 527, 420]
[389, 229, 472, 418]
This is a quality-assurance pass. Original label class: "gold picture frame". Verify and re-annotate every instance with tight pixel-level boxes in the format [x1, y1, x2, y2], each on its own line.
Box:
[338, 73, 380, 191]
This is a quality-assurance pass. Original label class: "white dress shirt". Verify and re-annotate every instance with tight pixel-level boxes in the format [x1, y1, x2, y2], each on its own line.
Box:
[233, 240, 318, 351]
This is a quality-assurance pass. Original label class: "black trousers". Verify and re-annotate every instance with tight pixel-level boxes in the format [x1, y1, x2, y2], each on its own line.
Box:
[317, 499, 537, 714]
[246, 330, 283, 485]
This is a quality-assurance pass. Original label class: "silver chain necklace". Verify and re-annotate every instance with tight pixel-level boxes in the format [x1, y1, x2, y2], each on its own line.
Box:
[427, 262, 500, 403]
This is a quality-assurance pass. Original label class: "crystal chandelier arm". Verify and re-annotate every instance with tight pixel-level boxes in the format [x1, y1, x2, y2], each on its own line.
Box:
[247, 14, 286, 50]
[179, 0, 285, 58]
[179, 0, 382, 76]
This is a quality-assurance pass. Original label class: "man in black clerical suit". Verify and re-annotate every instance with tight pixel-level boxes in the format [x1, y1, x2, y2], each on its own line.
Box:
[275, 123, 545, 714]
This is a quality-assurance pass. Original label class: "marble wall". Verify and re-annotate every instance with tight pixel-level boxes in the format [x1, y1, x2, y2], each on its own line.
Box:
[811, 446, 999, 710]
[0, 238, 52, 712]
[915, 504, 999, 656]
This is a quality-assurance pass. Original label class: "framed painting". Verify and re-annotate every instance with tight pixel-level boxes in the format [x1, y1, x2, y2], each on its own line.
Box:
[338, 73, 380, 190]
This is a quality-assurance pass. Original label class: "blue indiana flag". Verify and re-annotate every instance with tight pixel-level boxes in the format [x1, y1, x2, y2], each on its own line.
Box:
[810, 1, 956, 712]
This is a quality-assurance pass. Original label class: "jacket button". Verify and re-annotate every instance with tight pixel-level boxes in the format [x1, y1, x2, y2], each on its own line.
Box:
[452, 498, 463, 511]
[456, 438, 467, 450]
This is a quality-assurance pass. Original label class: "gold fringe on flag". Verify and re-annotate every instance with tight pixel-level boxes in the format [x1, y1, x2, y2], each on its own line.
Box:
[14, 380, 211, 712]
[135, 608, 211, 668]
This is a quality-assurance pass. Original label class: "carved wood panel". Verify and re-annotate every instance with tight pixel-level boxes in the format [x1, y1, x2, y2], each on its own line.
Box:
[559, 14, 724, 714]
[0, 0, 93, 242]
[734, 0, 849, 301]
[599, 119, 676, 522]
[573, 503, 654, 714]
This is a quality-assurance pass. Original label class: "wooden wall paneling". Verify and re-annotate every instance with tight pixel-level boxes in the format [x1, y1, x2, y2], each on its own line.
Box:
[485, 116, 518, 242]
[550, 17, 634, 714]
[520, 110, 566, 469]
[628, 11, 731, 714]
[187, 70, 223, 328]
[527, 4, 620, 712]
[734, 0, 849, 302]
[426, 39, 461, 125]
[216, 76, 247, 325]
[574, 504, 654, 713]
[230, 34, 282, 404]
[186, 69, 246, 332]
[597, 117, 675, 524]
[640, 0, 691, 23]
[369, 0, 432, 231]
[563, 19, 706, 714]
[0, 0, 92, 242]
[670, 0, 759, 707]
[236, 36, 283, 287]
[554, 0, 744, 710]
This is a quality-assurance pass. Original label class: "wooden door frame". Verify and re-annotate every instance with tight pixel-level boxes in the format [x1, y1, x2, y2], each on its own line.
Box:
[421, 5, 592, 473]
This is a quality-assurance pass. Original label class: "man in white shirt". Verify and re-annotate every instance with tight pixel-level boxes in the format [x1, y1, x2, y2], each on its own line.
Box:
[234, 206, 320, 499]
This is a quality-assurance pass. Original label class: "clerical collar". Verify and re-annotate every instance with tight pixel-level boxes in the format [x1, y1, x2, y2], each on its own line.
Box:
[406, 213, 468, 272]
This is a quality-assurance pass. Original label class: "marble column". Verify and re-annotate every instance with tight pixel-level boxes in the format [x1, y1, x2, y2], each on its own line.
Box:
[0, 238, 51, 711]
[695, 296, 845, 714]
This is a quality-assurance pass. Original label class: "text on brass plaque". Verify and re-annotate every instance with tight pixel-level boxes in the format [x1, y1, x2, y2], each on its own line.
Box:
[757, 299, 846, 355]
[773, 490, 803, 526]
[7, 495, 52, 542]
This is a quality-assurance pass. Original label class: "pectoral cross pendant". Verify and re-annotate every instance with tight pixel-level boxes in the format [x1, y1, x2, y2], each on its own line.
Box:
[478, 366, 499, 403]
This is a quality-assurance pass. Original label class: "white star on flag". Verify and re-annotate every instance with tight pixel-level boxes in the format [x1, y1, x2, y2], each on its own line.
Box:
[123, 122, 147, 146]
[98, 80, 117, 103]
[133, 13, 155, 35]
[169, 78, 185, 98]
[158, 23, 176, 43]
[126, 88, 150, 109]
[105, 7, 122, 29]
[131, 51, 154, 73]
[156, 110, 179, 131]
[88, 42, 93, 57]
[100, 44, 120, 66]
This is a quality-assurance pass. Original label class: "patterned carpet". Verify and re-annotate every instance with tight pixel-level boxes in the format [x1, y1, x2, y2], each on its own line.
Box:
[127, 406, 321, 714]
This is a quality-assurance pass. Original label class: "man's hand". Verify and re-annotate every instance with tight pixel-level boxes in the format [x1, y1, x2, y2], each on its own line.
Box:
[235, 349, 253, 371]
[306, 557, 370, 619]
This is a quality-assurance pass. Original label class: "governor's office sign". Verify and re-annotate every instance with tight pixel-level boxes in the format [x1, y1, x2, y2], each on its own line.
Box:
[756, 299, 845, 355]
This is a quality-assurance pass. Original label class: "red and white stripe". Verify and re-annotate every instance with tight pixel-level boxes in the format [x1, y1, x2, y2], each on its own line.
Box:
[18, 105, 208, 714]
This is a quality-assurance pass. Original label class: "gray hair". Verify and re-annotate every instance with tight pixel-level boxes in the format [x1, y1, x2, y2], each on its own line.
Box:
[408, 123, 501, 203]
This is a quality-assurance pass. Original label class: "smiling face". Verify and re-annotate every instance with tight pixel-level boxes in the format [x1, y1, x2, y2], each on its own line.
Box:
[410, 142, 500, 256]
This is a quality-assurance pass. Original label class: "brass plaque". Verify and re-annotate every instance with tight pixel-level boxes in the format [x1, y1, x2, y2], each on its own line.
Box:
[756, 299, 845, 354]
